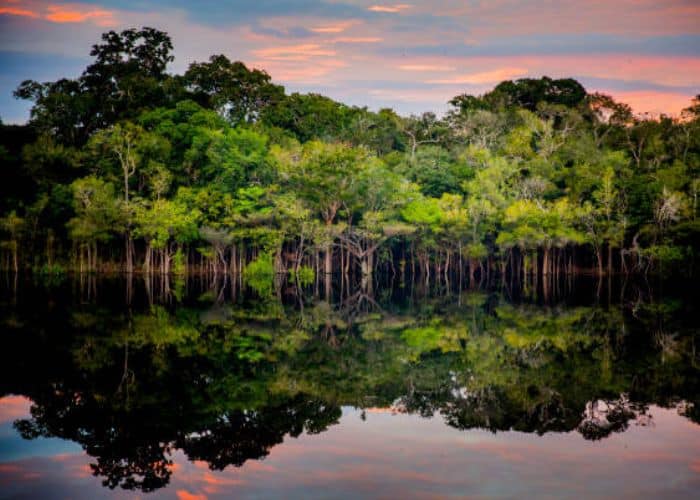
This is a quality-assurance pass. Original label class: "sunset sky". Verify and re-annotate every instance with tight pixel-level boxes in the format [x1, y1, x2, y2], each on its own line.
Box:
[1, 0, 699, 123]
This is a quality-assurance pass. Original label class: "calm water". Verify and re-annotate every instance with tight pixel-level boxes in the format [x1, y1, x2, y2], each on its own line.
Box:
[1, 275, 699, 499]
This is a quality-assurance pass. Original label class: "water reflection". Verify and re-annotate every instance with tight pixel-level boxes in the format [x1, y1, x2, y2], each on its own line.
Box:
[0, 275, 699, 496]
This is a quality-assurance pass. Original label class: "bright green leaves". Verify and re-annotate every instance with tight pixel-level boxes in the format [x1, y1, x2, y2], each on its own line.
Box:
[498, 198, 586, 252]
[243, 253, 276, 296]
[401, 197, 443, 227]
[133, 195, 200, 249]
[67, 176, 121, 244]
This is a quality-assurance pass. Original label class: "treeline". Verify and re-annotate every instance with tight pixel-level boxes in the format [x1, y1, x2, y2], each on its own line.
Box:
[1, 27, 700, 284]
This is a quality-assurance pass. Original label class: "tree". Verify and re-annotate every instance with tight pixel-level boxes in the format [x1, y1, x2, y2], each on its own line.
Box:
[401, 112, 449, 159]
[89, 122, 169, 272]
[0, 211, 24, 272]
[585, 93, 633, 148]
[15, 27, 176, 143]
[261, 93, 356, 142]
[66, 176, 120, 271]
[134, 195, 200, 274]
[275, 141, 373, 275]
[489, 77, 587, 111]
[184, 55, 284, 125]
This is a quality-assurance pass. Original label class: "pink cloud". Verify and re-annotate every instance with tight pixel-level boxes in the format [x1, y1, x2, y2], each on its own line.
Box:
[332, 36, 383, 43]
[0, 395, 31, 424]
[253, 43, 336, 61]
[398, 64, 457, 72]
[430, 0, 700, 36]
[310, 21, 356, 33]
[368, 4, 412, 13]
[0, 5, 38, 17]
[176, 490, 207, 500]
[251, 58, 347, 83]
[606, 90, 694, 116]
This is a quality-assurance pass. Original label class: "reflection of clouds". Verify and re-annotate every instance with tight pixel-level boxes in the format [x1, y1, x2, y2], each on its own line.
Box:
[169, 406, 700, 497]
[177, 490, 207, 500]
[0, 395, 30, 424]
[1, 406, 699, 497]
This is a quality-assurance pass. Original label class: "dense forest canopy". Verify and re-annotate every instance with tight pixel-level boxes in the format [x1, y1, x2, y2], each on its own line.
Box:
[1, 27, 700, 285]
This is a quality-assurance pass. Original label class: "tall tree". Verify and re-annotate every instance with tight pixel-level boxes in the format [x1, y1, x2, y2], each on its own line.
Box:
[184, 55, 284, 125]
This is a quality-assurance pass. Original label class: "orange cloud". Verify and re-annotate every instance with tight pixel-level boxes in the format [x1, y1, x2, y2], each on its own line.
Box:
[45, 4, 114, 25]
[253, 44, 336, 61]
[368, 4, 411, 13]
[427, 67, 528, 84]
[0, 6, 39, 17]
[176, 490, 207, 500]
[0, 1, 115, 25]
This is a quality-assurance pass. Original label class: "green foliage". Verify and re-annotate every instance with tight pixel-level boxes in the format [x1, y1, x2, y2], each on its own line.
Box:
[244, 253, 275, 295]
[134, 196, 200, 249]
[5, 27, 700, 276]
[291, 265, 315, 286]
[67, 176, 120, 244]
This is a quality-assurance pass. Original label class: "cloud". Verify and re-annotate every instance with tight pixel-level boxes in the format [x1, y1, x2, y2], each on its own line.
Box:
[0, 395, 31, 423]
[44, 4, 115, 25]
[427, 67, 528, 84]
[332, 36, 382, 43]
[310, 21, 355, 33]
[368, 4, 411, 13]
[1, 0, 697, 120]
[253, 43, 336, 61]
[0, 5, 38, 18]
[606, 90, 694, 116]
[251, 57, 346, 83]
[176, 490, 207, 500]
[0, 1, 116, 25]
[398, 64, 456, 71]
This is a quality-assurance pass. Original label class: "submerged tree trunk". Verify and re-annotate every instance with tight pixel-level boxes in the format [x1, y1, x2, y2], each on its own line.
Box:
[125, 234, 134, 274]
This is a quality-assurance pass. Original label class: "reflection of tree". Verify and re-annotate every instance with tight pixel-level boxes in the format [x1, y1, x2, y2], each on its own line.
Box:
[1, 282, 700, 492]
[577, 396, 650, 441]
[181, 397, 340, 470]
[13, 392, 176, 491]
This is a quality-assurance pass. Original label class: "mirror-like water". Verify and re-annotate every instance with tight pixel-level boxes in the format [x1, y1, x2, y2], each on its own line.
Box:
[1, 275, 699, 498]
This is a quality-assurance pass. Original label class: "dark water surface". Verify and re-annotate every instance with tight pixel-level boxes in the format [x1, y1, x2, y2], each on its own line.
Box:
[1, 275, 699, 499]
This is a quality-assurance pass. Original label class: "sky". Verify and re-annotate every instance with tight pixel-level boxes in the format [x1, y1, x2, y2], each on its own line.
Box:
[0, 0, 699, 123]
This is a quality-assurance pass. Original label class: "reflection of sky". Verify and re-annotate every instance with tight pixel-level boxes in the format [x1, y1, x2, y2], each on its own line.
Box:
[1, 0, 699, 123]
[1, 396, 699, 499]
[0, 396, 80, 463]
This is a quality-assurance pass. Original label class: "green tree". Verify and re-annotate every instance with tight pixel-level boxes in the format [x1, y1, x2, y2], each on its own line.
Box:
[184, 55, 284, 125]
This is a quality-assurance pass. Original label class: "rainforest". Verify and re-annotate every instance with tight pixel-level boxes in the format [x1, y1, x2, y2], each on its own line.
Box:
[1, 26, 700, 499]
[1, 27, 699, 285]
